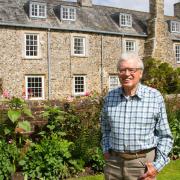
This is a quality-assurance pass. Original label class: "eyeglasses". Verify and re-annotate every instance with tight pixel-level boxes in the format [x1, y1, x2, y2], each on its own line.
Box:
[119, 68, 142, 74]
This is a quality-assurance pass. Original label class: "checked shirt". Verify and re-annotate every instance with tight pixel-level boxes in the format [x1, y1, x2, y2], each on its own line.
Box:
[100, 83, 173, 171]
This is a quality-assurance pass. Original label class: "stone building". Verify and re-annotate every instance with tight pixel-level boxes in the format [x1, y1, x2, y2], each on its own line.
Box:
[0, 0, 179, 100]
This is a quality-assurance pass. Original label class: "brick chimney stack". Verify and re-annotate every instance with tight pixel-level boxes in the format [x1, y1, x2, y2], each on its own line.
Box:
[77, 0, 92, 7]
[174, 2, 180, 18]
[144, 0, 175, 66]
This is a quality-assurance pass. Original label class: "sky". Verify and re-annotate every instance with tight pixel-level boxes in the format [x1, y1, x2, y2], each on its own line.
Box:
[69, 0, 180, 16]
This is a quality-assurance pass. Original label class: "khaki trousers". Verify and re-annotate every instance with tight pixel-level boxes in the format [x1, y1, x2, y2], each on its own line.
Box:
[104, 150, 156, 180]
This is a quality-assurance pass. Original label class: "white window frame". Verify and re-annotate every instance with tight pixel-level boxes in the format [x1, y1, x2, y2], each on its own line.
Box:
[60, 6, 76, 21]
[171, 21, 180, 33]
[73, 75, 86, 96]
[119, 13, 132, 27]
[24, 33, 39, 59]
[25, 75, 45, 100]
[125, 40, 136, 52]
[174, 44, 180, 64]
[109, 75, 120, 91]
[29, 2, 47, 18]
[71, 35, 88, 57]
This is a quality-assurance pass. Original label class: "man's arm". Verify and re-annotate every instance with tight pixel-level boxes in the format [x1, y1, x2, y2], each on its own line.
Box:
[139, 93, 173, 179]
[152, 94, 173, 172]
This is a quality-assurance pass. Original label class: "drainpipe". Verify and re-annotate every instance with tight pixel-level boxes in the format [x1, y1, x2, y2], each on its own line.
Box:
[47, 28, 51, 100]
[121, 34, 124, 54]
[100, 35, 103, 94]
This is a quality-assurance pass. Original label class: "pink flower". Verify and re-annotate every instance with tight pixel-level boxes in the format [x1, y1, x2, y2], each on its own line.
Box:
[66, 96, 74, 102]
[85, 91, 90, 96]
[3, 90, 10, 99]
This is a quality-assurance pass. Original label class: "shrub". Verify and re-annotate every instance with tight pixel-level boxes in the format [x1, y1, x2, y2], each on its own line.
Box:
[0, 140, 19, 179]
[166, 97, 180, 159]
[0, 97, 33, 175]
[142, 57, 180, 94]
[20, 134, 84, 179]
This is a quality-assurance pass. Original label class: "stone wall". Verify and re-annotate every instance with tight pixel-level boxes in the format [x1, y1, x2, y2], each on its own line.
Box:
[145, 0, 176, 66]
[0, 27, 48, 98]
[174, 2, 180, 18]
[0, 27, 145, 99]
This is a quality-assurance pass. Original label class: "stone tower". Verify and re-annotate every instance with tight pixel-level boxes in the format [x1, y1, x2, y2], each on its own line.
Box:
[145, 0, 175, 65]
[77, 0, 92, 7]
[174, 2, 180, 18]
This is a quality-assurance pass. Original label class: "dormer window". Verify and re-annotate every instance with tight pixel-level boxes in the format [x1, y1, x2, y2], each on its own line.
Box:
[30, 2, 47, 18]
[171, 21, 180, 33]
[61, 6, 76, 21]
[119, 13, 132, 27]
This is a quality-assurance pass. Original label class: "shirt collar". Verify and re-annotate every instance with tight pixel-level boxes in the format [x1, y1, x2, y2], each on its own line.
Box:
[119, 83, 144, 99]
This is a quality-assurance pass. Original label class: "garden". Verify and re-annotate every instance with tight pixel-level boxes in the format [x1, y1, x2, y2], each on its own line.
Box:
[0, 58, 180, 179]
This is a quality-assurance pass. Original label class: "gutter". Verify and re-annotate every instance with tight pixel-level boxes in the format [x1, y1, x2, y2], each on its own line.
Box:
[0, 22, 147, 37]
[100, 35, 103, 94]
[47, 28, 51, 100]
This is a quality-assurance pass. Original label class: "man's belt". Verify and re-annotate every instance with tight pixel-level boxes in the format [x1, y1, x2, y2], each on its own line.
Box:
[110, 148, 155, 160]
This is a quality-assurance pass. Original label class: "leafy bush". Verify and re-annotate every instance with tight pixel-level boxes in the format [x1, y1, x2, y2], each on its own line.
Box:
[0, 97, 33, 175]
[166, 98, 180, 159]
[142, 58, 180, 94]
[42, 105, 81, 141]
[20, 134, 84, 179]
[0, 140, 19, 179]
[85, 147, 105, 172]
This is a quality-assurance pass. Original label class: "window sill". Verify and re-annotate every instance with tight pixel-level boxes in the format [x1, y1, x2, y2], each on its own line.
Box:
[22, 57, 43, 60]
[71, 54, 88, 58]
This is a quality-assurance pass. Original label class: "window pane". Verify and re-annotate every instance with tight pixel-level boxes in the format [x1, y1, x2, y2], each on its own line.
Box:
[171, 22, 180, 33]
[39, 5, 45, 17]
[120, 14, 132, 27]
[25, 34, 38, 57]
[176, 45, 180, 63]
[126, 40, 135, 52]
[31, 3, 46, 18]
[74, 37, 85, 55]
[109, 76, 120, 91]
[74, 76, 85, 93]
[32, 4, 38, 16]
[27, 76, 43, 98]
[62, 6, 76, 20]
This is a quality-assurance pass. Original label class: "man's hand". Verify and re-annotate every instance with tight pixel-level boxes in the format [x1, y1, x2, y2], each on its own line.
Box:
[139, 162, 158, 180]
[104, 152, 110, 160]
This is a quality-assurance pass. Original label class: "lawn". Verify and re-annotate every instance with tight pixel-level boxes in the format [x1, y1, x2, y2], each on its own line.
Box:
[69, 160, 180, 180]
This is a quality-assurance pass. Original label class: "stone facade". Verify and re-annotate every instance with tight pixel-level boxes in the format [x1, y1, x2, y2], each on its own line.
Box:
[0, 0, 179, 100]
[174, 2, 180, 18]
[145, 0, 175, 65]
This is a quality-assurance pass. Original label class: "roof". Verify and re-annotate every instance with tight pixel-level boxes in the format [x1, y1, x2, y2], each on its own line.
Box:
[0, 0, 179, 39]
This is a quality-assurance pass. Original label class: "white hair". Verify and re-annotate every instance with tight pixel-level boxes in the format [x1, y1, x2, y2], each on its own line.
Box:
[117, 53, 144, 71]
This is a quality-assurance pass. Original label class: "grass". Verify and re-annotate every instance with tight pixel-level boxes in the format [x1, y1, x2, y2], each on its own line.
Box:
[68, 160, 180, 180]
[157, 159, 180, 180]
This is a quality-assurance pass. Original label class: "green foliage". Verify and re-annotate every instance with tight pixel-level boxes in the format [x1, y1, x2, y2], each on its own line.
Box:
[142, 58, 180, 94]
[0, 140, 19, 179]
[166, 98, 180, 159]
[67, 95, 104, 173]
[21, 134, 84, 179]
[0, 97, 33, 175]
[41, 105, 81, 141]
[86, 147, 105, 172]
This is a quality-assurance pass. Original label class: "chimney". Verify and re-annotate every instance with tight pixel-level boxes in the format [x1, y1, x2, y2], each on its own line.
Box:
[149, 0, 164, 19]
[144, 0, 175, 65]
[174, 2, 180, 18]
[77, 0, 92, 7]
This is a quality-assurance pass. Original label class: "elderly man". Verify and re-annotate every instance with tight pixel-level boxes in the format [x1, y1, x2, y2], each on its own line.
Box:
[100, 53, 173, 180]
